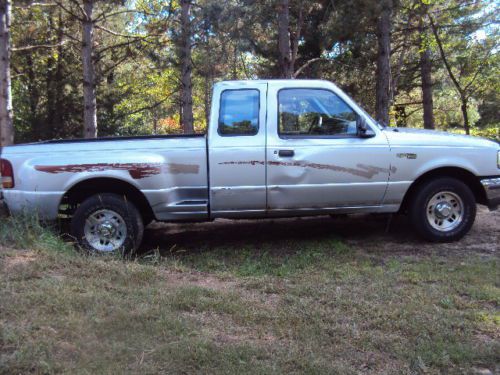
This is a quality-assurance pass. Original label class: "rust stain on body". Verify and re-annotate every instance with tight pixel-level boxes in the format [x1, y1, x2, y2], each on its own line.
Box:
[219, 160, 395, 179]
[35, 162, 199, 179]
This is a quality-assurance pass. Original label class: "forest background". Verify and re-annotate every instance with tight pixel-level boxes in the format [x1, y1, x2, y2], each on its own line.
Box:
[0, 0, 498, 146]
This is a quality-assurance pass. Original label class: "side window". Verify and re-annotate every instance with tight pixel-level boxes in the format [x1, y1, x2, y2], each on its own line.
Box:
[278, 89, 358, 137]
[218, 89, 259, 136]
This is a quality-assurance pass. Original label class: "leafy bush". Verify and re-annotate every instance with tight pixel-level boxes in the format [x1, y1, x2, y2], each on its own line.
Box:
[470, 126, 500, 141]
[447, 125, 499, 141]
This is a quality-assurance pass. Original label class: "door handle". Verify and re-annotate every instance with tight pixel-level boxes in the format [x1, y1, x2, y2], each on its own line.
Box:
[278, 149, 295, 157]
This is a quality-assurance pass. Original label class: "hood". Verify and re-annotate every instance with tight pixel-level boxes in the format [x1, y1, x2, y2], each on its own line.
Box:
[383, 127, 499, 149]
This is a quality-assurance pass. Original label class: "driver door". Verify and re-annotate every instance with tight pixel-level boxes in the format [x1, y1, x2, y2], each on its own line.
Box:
[266, 87, 391, 212]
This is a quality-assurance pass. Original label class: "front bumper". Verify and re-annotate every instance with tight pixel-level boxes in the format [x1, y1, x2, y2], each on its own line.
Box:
[481, 177, 500, 210]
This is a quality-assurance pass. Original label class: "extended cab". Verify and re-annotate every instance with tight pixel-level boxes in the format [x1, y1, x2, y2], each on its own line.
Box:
[1, 80, 499, 253]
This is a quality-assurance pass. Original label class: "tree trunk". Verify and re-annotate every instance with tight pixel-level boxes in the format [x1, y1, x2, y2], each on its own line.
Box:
[461, 96, 470, 135]
[390, 13, 412, 106]
[53, 11, 65, 139]
[23, 11, 41, 140]
[375, 0, 392, 126]
[204, 72, 211, 128]
[202, 17, 211, 129]
[418, 9, 434, 130]
[44, 9, 65, 140]
[420, 47, 434, 130]
[0, 0, 13, 146]
[82, 0, 97, 138]
[179, 0, 194, 134]
[231, 43, 238, 80]
[45, 11, 56, 139]
[26, 53, 41, 139]
[152, 110, 158, 135]
[277, 0, 293, 78]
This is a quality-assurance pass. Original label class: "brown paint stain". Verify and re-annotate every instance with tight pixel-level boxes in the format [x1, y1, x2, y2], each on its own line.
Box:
[219, 160, 396, 179]
[35, 162, 199, 179]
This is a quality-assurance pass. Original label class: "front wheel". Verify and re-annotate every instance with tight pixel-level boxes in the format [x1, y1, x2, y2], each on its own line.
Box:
[409, 177, 476, 242]
[71, 193, 144, 255]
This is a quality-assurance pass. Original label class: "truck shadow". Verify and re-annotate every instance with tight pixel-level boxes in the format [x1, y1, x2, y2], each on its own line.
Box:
[139, 213, 419, 256]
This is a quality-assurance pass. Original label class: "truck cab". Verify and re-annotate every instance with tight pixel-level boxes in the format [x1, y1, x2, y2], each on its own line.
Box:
[208, 80, 392, 217]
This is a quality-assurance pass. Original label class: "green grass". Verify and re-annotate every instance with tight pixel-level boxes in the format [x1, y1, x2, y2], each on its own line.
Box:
[0, 214, 498, 374]
[169, 236, 350, 277]
[0, 213, 73, 254]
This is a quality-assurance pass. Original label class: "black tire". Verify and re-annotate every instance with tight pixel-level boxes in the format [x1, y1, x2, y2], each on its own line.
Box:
[409, 177, 476, 242]
[71, 193, 144, 255]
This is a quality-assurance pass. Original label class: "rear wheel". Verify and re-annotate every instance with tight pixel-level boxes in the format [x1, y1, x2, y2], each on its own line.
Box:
[409, 177, 476, 242]
[71, 193, 144, 255]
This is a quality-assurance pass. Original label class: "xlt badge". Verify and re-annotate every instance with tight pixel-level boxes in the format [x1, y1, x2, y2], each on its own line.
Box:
[396, 153, 417, 159]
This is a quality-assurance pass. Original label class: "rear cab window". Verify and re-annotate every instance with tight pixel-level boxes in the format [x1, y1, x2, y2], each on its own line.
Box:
[218, 89, 260, 136]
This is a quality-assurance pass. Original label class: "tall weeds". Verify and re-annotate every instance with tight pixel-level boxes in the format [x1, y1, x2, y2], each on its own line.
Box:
[0, 212, 71, 253]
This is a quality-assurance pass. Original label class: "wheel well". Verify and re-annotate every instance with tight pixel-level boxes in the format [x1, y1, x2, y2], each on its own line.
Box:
[399, 167, 487, 212]
[60, 178, 155, 223]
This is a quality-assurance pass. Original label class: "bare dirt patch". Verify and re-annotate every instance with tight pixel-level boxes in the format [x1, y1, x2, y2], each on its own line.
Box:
[0, 249, 37, 271]
[158, 268, 238, 291]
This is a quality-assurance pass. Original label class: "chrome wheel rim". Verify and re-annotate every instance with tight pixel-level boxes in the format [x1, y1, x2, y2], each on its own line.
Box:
[83, 209, 127, 252]
[426, 191, 463, 232]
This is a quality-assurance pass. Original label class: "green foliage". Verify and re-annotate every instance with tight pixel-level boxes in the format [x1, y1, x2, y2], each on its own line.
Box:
[470, 126, 499, 140]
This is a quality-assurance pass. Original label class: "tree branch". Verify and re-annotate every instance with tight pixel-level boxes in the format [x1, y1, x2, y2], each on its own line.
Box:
[293, 57, 325, 78]
[12, 40, 66, 52]
[427, 12, 463, 96]
[67, 0, 87, 18]
[395, 100, 423, 106]
[114, 96, 172, 120]
[463, 48, 495, 92]
[94, 24, 149, 39]
[97, 53, 131, 79]
[94, 8, 157, 23]
[96, 39, 141, 57]
[290, 0, 304, 66]
[53, 0, 84, 22]
[13, 2, 56, 9]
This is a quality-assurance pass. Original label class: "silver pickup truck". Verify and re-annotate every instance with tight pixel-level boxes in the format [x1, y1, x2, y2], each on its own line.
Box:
[1, 80, 499, 253]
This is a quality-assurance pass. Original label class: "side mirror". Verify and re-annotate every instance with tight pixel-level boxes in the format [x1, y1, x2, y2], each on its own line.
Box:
[357, 117, 375, 138]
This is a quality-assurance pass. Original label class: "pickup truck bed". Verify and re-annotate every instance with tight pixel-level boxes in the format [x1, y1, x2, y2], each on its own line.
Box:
[1, 134, 210, 221]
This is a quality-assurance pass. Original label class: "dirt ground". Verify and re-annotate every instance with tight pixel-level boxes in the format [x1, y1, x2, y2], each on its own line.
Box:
[141, 206, 499, 257]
